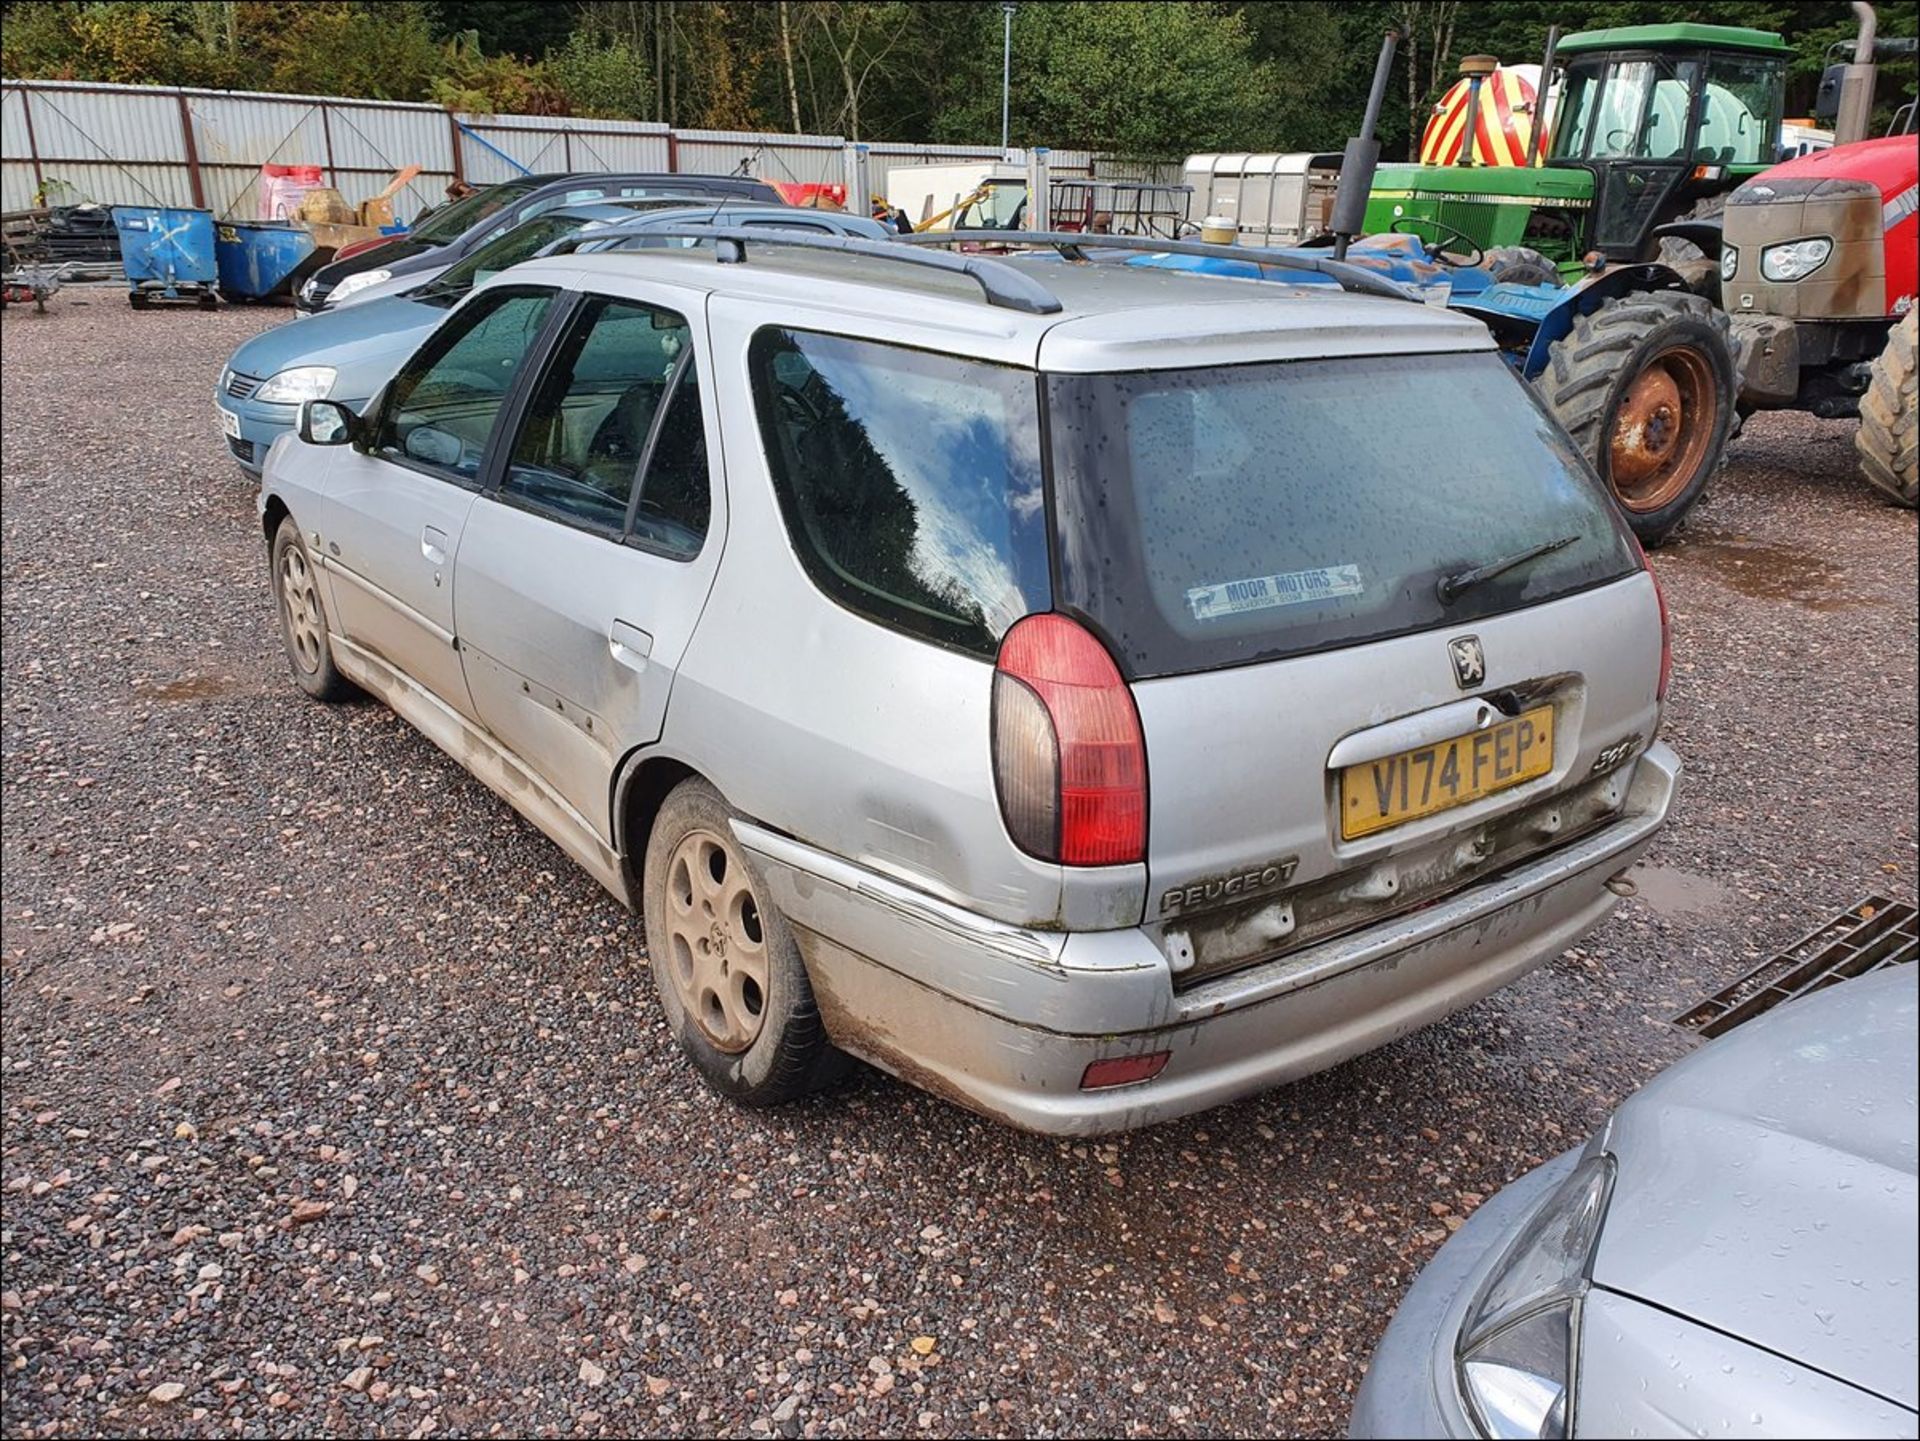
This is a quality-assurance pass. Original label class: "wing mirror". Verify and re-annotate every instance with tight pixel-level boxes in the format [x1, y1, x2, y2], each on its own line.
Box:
[1814, 63, 1844, 125]
[299, 399, 357, 446]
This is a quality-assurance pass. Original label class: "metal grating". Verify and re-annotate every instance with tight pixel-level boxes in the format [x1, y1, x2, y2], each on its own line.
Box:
[1673, 896, 1917, 1039]
[225, 371, 260, 400]
[225, 436, 255, 463]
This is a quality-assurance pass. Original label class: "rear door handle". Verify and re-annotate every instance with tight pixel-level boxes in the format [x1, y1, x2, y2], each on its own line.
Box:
[609, 620, 653, 671]
[420, 526, 448, 566]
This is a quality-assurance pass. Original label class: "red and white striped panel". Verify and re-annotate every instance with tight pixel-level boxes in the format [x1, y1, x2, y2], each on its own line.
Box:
[1420, 66, 1543, 168]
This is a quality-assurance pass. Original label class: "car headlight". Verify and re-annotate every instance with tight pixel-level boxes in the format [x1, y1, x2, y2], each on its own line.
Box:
[325, 268, 391, 305]
[1456, 1151, 1615, 1440]
[1719, 244, 1738, 283]
[255, 366, 337, 404]
[1759, 237, 1831, 282]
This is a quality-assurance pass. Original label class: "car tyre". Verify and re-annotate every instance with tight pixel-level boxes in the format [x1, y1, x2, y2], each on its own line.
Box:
[1856, 310, 1917, 508]
[1536, 289, 1737, 548]
[643, 778, 851, 1107]
[270, 517, 354, 701]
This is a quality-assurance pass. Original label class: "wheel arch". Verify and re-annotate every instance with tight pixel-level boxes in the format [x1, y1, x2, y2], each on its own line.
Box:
[1521, 263, 1695, 378]
[612, 748, 706, 898]
[261, 492, 292, 547]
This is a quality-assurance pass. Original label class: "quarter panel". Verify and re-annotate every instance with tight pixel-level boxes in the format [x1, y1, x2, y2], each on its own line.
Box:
[663, 295, 1114, 929]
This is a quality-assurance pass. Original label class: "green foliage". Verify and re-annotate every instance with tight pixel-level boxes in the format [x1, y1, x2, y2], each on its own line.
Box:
[269, 2, 444, 101]
[428, 28, 562, 115]
[546, 31, 652, 120]
[934, 1, 1280, 155]
[2, 1, 178, 84]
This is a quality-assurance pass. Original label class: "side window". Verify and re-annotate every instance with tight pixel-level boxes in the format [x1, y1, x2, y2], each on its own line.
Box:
[374, 287, 553, 484]
[501, 296, 703, 543]
[747, 328, 1050, 656]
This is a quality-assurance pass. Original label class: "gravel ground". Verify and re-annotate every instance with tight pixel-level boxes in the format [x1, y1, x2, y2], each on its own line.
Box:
[2, 294, 1915, 1440]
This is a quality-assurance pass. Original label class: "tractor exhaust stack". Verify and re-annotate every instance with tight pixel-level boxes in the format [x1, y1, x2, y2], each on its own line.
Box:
[1331, 29, 1399, 261]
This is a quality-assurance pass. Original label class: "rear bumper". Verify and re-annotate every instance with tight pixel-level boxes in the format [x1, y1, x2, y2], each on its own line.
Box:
[740, 743, 1680, 1135]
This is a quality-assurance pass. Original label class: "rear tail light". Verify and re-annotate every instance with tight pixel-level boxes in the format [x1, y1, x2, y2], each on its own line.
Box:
[992, 614, 1147, 867]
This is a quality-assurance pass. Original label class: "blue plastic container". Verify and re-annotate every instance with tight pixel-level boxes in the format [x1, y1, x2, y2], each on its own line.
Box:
[215, 220, 318, 301]
[110, 205, 218, 307]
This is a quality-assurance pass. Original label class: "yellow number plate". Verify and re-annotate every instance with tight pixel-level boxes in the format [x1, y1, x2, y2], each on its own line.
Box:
[1340, 706, 1555, 840]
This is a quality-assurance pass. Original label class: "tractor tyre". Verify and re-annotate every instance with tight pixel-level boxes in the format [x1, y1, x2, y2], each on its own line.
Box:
[1856, 310, 1917, 508]
[1536, 289, 1737, 548]
[1482, 246, 1563, 288]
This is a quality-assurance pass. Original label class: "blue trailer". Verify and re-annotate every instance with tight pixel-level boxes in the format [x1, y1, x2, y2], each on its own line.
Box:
[111, 205, 218, 308]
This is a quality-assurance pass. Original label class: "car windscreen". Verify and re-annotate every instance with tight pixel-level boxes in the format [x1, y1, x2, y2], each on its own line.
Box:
[417, 215, 586, 303]
[410, 180, 538, 245]
[1046, 351, 1642, 679]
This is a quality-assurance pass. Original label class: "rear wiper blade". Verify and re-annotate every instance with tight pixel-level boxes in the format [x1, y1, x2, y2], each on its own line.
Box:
[1437, 534, 1580, 604]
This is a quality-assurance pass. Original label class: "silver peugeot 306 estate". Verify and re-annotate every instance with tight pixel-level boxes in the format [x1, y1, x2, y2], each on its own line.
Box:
[258, 229, 1679, 1134]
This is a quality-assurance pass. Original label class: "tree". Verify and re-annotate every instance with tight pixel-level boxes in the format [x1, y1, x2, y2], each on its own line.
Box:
[546, 30, 651, 120]
[269, 2, 445, 102]
[804, 2, 912, 139]
[934, 1, 1280, 157]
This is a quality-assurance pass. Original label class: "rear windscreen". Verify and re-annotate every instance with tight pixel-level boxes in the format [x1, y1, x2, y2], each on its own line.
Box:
[411, 179, 538, 244]
[1046, 352, 1641, 679]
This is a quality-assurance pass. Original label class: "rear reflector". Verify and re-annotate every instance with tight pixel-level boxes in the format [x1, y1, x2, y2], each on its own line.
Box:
[1080, 1051, 1171, 1090]
[992, 614, 1147, 867]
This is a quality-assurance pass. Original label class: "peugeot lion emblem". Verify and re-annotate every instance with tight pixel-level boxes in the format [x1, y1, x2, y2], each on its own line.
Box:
[1449, 635, 1486, 690]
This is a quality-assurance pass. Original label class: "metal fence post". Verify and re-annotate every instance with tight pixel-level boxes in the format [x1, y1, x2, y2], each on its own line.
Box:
[18, 88, 46, 194]
[447, 110, 465, 182]
[175, 91, 206, 208]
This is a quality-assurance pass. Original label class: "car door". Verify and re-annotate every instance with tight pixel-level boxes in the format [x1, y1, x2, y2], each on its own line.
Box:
[453, 285, 724, 844]
[315, 285, 559, 718]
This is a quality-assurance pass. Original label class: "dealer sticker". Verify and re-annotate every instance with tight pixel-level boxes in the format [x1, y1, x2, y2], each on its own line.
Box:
[1187, 565, 1363, 621]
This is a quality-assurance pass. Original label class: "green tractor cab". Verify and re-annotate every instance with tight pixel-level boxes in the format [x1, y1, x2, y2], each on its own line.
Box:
[1365, 24, 1790, 275]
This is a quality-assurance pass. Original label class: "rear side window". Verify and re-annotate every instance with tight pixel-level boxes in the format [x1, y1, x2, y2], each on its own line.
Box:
[748, 329, 1049, 657]
[1047, 352, 1640, 678]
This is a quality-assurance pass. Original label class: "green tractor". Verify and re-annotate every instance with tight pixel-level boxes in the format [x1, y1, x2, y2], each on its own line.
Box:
[1363, 23, 1792, 283]
[1350, 24, 1795, 543]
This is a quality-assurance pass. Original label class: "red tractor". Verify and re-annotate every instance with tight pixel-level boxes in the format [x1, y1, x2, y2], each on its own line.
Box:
[1718, 4, 1918, 505]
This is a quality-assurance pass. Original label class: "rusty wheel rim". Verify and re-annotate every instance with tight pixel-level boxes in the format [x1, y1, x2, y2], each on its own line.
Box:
[663, 828, 768, 1054]
[278, 544, 324, 675]
[1607, 345, 1719, 513]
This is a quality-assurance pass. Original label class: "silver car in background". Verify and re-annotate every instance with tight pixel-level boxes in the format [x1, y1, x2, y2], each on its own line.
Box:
[1351, 965, 1919, 1440]
[257, 234, 1677, 1133]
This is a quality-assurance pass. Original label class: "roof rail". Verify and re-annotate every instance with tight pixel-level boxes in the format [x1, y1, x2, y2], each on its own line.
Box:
[895, 230, 1421, 303]
[540, 223, 1064, 315]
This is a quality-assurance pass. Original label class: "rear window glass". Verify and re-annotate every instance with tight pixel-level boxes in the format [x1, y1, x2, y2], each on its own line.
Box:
[411, 179, 537, 244]
[748, 329, 1050, 657]
[1047, 352, 1640, 678]
[424, 215, 580, 300]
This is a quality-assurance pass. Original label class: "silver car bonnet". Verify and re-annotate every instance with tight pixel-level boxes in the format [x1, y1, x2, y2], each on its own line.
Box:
[1593, 965, 1919, 1409]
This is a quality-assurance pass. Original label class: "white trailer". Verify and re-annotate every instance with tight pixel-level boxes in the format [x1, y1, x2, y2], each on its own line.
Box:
[1183, 153, 1345, 246]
